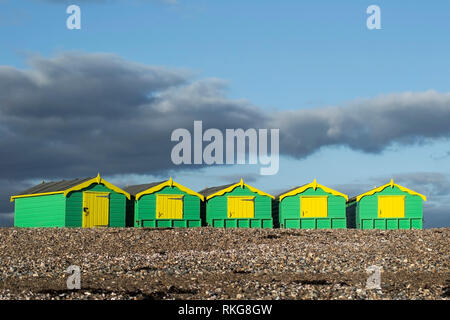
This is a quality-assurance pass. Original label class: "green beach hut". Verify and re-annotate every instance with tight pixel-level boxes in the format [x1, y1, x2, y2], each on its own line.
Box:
[124, 178, 204, 228]
[11, 174, 131, 228]
[199, 178, 274, 228]
[275, 179, 348, 229]
[346, 179, 426, 229]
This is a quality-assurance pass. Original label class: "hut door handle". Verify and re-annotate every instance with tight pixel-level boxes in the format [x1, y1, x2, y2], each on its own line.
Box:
[83, 207, 89, 215]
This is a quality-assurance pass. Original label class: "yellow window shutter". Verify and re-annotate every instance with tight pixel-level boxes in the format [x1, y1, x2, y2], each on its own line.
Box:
[378, 196, 405, 218]
[227, 196, 255, 218]
[156, 194, 184, 219]
[300, 196, 328, 218]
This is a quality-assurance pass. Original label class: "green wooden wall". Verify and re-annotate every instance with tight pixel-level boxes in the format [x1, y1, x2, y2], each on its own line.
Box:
[14, 194, 66, 227]
[346, 186, 423, 229]
[133, 185, 201, 228]
[278, 187, 346, 229]
[205, 186, 273, 228]
[14, 183, 127, 228]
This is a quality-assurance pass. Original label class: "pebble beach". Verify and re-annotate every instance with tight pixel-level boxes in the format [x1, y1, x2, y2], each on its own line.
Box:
[0, 227, 448, 300]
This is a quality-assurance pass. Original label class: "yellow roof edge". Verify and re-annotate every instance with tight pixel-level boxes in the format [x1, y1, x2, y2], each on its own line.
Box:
[278, 180, 348, 201]
[135, 179, 205, 201]
[206, 180, 275, 200]
[12, 175, 131, 201]
[10, 191, 65, 202]
[62, 176, 131, 200]
[355, 180, 426, 202]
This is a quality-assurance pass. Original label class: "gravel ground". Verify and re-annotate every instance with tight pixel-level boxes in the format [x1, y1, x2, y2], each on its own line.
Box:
[0, 227, 448, 300]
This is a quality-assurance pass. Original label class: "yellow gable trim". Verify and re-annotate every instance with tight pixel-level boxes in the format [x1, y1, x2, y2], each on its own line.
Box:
[11, 174, 131, 202]
[63, 174, 131, 200]
[135, 178, 205, 201]
[10, 191, 64, 202]
[206, 178, 275, 200]
[278, 179, 348, 201]
[355, 179, 426, 202]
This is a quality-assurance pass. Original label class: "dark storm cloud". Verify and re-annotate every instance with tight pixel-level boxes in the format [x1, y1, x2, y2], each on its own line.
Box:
[213, 173, 261, 184]
[0, 180, 30, 226]
[422, 204, 450, 228]
[0, 52, 265, 182]
[271, 91, 450, 157]
[3, 52, 450, 182]
[0, 213, 13, 227]
[1, 52, 450, 182]
[0, 180, 31, 213]
[2, 52, 450, 226]
[334, 172, 450, 199]
[390, 172, 450, 198]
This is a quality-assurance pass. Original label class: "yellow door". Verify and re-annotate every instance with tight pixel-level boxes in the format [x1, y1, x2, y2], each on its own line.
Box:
[227, 196, 255, 218]
[300, 196, 328, 217]
[156, 195, 184, 219]
[82, 191, 110, 228]
[378, 196, 405, 218]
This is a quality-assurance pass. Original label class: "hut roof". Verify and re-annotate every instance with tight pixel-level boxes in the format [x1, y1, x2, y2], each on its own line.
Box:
[348, 179, 426, 203]
[124, 181, 167, 196]
[125, 178, 204, 201]
[199, 183, 237, 198]
[276, 179, 348, 201]
[16, 178, 93, 196]
[10, 174, 131, 201]
[199, 178, 274, 200]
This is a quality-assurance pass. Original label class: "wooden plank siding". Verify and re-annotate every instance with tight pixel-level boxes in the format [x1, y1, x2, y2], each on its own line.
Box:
[14, 194, 66, 227]
[66, 184, 127, 228]
[205, 186, 273, 228]
[134, 185, 201, 228]
[14, 183, 127, 228]
[352, 186, 423, 229]
[279, 187, 346, 229]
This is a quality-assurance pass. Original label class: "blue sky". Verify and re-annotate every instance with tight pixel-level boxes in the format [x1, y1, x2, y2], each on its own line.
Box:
[1, 0, 449, 227]
[3, 0, 450, 108]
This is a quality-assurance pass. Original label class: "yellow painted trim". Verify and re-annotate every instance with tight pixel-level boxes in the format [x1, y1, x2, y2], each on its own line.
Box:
[11, 173, 131, 202]
[135, 179, 204, 201]
[355, 179, 427, 202]
[227, 195, 255, 218]
[377, 195, 405, 218]
[156, 194, 184, 219]
[206, 179, 275, 200]
[63, 174, 131, 200]
[300, 195, 328, 218]
[157, 194, 185, 197]
[227, 195, 256, 198]
[278, 179, 348, 201]
[10, 191, 64, 202]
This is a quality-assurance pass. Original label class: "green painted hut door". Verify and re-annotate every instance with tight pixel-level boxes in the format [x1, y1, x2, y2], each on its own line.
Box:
[300, 196, 328, 217]
[227, 196, 255, 218]
[378, 196, 405, 218]
[82, 191, 110, 228]
[156, 195, 184, 219]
